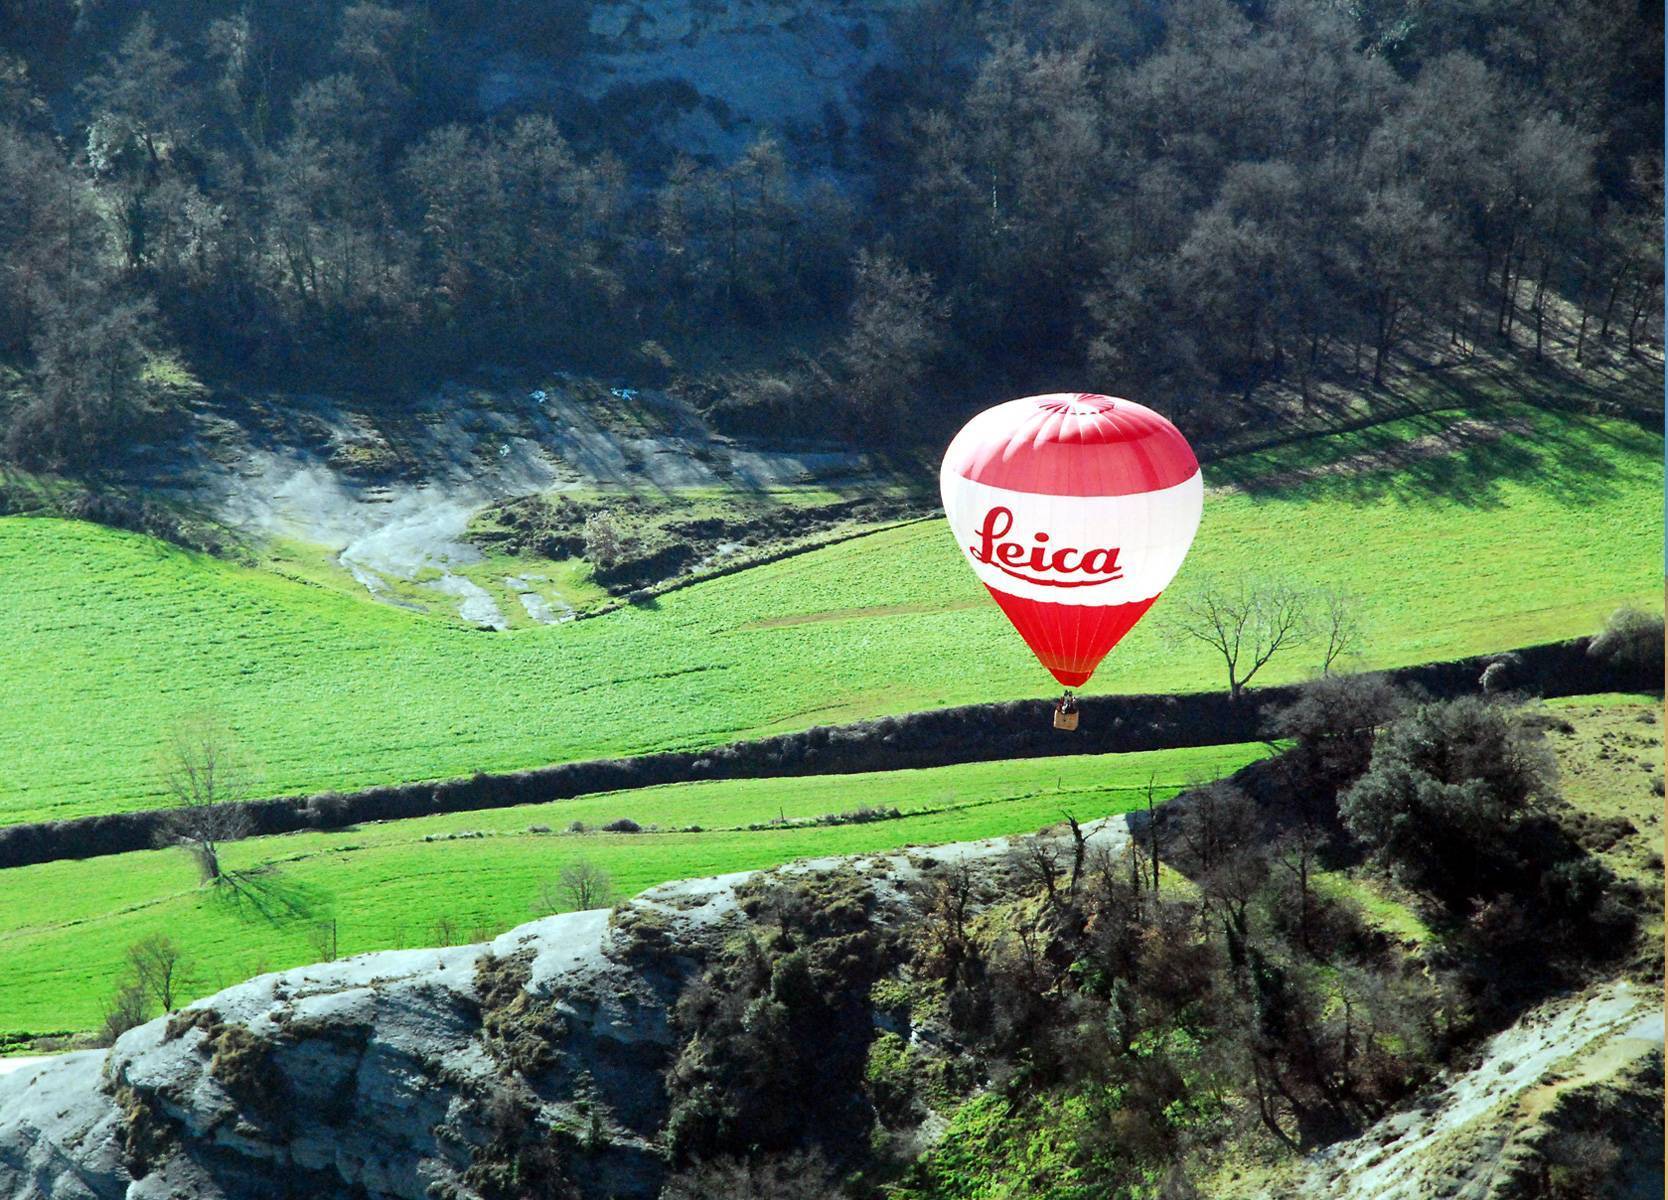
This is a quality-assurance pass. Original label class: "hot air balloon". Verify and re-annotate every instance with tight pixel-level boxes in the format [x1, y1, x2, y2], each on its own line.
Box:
[940, 393, 1202, 728]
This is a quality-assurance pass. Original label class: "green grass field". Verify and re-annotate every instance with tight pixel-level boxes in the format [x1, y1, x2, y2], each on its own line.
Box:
[0, 401, 1658, 826]
[0, 743, 1269, 1040]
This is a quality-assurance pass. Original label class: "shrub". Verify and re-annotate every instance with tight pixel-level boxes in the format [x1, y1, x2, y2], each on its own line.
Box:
[1479, 652, 1522, 693]
[207, 1023, 284, 1119]
[658, 1151, 839, 1200]
[1340, 698, 1557, 908]
[305, 792, 353, 829]
[1270, 672, 1407, 785]
[1587, 606, 1664, 670]
[582, 510, 629, 571]
[99, 981, 148, 1046]
[602, 817, 641, 833]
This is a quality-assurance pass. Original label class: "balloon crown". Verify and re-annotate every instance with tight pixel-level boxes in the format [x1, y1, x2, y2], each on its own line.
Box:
[1035, 393, 1119, 416]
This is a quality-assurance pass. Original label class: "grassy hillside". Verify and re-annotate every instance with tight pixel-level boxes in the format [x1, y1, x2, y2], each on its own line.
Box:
[0, 402, 1659, 825]
[0, 743, 1268, 1040]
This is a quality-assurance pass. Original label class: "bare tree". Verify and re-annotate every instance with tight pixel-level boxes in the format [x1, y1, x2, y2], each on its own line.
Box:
[309, 918, 339, 962]
[1271, 824, 1325, 957]
[100, 980, 148, 1045]
[1143, 774, 1162, 892]
[1062, 811, 1087, 898]
[1175, 780, 1259, 877]
[840, 249, 948, 429]
[542, 857, 615, 912]
[128, 934, 191, 1013]
[1318, 589, 1364, 675]
[1017, 836, 1063, 910]
[156, 716, 253, 882]
[915, 860, 979, 983]
[1173, 578, 1313, 699]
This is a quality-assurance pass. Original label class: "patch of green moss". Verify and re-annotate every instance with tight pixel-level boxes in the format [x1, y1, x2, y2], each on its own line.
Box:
[609, 902, 677, 958]
[111, 1082, 177, 1177]
[207, 1022, 286, 1120]
[474, 950, 566, 1077]
[164, 1006, 223, 1042]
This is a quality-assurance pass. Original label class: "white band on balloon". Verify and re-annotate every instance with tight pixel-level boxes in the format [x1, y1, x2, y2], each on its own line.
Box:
[940, 468, 1203, 606]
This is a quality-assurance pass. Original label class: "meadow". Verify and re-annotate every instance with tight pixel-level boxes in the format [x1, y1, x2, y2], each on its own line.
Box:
[0, 401, 1658, 825]
[0, 743, 1269, 1039]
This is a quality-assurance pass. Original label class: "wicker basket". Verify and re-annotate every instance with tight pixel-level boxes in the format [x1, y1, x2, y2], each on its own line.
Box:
[1052, 707, 1079, 732]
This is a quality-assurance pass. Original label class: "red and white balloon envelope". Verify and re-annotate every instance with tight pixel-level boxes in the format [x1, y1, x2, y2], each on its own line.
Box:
[940, 393, 1202, 696]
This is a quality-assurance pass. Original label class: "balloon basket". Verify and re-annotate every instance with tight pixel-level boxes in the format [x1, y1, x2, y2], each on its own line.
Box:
[1052, 707, 1079, 732]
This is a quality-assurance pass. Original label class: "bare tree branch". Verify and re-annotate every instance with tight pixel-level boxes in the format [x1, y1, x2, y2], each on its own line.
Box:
[1319, 589, 1364, 675]
[156, 716, 253, 882]
[1173, 577, 1315, 699]
[541, 857, 615, 912]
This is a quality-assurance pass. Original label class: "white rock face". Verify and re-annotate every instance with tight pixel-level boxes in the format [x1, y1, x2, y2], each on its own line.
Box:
[0, 826, 1065, 1200]
[1292, 980, 1665, 1200]
[481, 0, 912, 166]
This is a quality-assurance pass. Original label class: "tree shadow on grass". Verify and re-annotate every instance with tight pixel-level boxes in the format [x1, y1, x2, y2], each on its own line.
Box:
[210, 866, 332, 927]
[1215, 364, 1661, 510]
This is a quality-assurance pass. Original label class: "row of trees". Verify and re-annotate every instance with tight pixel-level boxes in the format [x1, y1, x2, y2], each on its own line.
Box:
[0, 0, 1659, 467]
[874, 0, 1662, 417]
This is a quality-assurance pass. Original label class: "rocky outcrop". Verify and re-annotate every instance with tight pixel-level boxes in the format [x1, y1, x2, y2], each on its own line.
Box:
[0, 822, 1104, 1200]
[1292, 981, 1664, 1200]
[481, 0, 911, 168]
[4, 812, 1660, 1200]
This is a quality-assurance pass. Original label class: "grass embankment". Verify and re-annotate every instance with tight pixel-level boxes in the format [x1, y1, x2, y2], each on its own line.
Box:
[0, 401, 1658, 826]
[0, 744, 1269, 1041]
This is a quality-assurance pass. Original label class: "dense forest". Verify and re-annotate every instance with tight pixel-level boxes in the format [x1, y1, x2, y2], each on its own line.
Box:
[0, 0, 1660, 468]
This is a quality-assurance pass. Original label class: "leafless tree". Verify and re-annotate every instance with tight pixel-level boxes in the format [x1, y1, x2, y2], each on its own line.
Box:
[1143, 774, 1162, 892]
[915, 860, 979, 982]
[661, 1149, 838, 1200]
[1062, 811, 1087, 898]
[309, 918, 339, 962]
[1319, 589, 1364, 675]
[840, 249, 948, 428]
[1173, 577, 1313, 699]
[1199, 844, 1268, 948]
[1271, 824, 1325, 956]
[128, 933, 191, 1013]
[156, 716, 253, 882]
[542, 857, 614, 912]
[1176, 781, 1259, 877]
[1011, 835, 1063, 911]
[100, 980, 148, 1045]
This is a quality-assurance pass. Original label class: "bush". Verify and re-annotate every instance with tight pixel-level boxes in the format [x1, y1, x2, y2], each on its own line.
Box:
[1588, 606, 1664, 670]
[305, 792, 353, 829]
[1479, 652, 1522, 693]
[602, 817, 641, 833]
[582, 510, 629, 571]
[1270, 672, 1407, 786]
[1340, 697, 1557, 908]
[659, 1150, 838, 1200]
[99, 981, 148, 1046]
